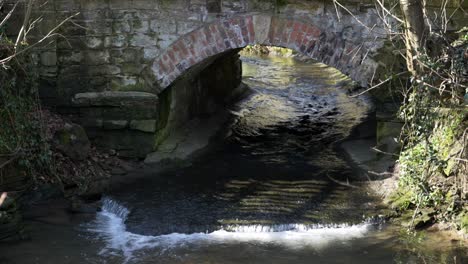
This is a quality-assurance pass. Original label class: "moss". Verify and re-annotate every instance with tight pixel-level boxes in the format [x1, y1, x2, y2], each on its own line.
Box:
[153, 87, 172, 148]
[110, 81, 152, 93]
[275, 0, 288, 8]
[461, 212, 468, 233]
[240, 45, 296, 57]
[132, 17, 142, 29]
[388, 188, 415, 210]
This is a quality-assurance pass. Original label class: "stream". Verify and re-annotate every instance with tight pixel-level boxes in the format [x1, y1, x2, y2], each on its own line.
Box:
[0, 54, 466, 264]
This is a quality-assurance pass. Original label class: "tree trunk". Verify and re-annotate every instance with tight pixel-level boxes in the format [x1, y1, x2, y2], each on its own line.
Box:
[399, 0, 427, 76]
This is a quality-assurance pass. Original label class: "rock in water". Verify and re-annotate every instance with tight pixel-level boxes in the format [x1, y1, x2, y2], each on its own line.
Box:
[0, 196, 25, 242]
[53, 123, 91, 160]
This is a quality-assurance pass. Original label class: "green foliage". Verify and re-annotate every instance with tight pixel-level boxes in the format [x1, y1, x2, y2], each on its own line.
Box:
[275, 0, 288, 7]
[398, 89, 466, 208]
[0, 36, 52, 182]
[393, 32, 468, 227]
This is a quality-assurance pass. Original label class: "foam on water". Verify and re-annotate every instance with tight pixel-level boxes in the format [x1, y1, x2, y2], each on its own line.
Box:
[85, 198, 375, 262]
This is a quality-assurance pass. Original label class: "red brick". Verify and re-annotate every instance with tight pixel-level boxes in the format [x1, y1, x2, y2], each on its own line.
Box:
[204, 27, 213, 43]
[310, 26, 321, 38]
[246, 17, 255, 44]
[159, 61, 168, 72]
[241, 26, 249, 43]
[168, 49, 175, 61]
[293, 22, 301, 32]
[280, 26, 289, 45]
[178, 42, 189, 57]
[209, 24, 217, 34]
[217, 40, 226, 51]
[172, 44, 181, 61]
[218, 24, 228, 40]
[189, 32, 197, 43]
[295, 31, 305, 47]
[206, 45, 215, 56]
[225, 27, 237, 46]
[289, 30, 299, 45]
[189, 57, 196, 65]
[167, 60, 175, 73]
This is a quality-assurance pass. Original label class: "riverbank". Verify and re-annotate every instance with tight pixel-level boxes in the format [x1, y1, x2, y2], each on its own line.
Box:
[340, 123, 468, 241]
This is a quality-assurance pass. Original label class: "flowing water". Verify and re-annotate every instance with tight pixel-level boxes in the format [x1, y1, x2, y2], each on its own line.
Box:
[0, 54, 466, 264]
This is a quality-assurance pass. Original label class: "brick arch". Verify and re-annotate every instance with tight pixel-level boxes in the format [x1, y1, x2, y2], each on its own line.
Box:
[153, 15, 375, 90]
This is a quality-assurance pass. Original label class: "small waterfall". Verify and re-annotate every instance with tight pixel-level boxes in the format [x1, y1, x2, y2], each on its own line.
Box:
[224, 223, 362, 233]
[101, 197, 130, 220]
[85, 197, 379, 263]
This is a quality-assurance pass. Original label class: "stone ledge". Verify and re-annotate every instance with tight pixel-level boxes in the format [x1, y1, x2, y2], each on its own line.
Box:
[103, 120, 128, 130]
[130, 120, 157, 132]
[72, 91, 158, 107]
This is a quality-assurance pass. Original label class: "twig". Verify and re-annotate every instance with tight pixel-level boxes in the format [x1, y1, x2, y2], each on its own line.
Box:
[367, 170, 394, 176]
[1, 12, 80, 65]
[326, 172, 360, 189]
[410, 196, 422, 230]
[376, 0, 404, 23]
[15, 0, 34, 50]
[333, 0, 384, 35]
[0, 1, 19, 28]
[0, 192, 7, 207]
[372, 146, 400, 157]
[0, 154, 18, 169]
[349, 71, 408, 97]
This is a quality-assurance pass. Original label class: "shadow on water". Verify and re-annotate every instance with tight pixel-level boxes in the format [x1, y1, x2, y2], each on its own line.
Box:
[107, 54, 381, 236]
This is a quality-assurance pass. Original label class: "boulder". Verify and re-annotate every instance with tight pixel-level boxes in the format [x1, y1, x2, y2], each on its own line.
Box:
[53, 123, 91, 161]
[0, 196, 25, 242]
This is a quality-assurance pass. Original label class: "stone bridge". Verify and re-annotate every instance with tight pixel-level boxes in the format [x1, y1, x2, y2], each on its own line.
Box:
[4, 0, 467, 158]
[154, 14, 377, 90]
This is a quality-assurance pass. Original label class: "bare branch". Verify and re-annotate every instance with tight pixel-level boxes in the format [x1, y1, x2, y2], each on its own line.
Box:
[0, 192, 7, 207]
[0, 155, 18, 169]
[1, 12, 80, 65]
[376, 0, 404, 23]
[0, 0, 19, 28]
[349, 71, 408, 97]
[15, 0, 35, 50]
[333, 0, 386, 35]
[326, 172, 360, 189]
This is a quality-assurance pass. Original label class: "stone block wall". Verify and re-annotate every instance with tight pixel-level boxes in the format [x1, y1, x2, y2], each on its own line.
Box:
[71, 91, 159, 157]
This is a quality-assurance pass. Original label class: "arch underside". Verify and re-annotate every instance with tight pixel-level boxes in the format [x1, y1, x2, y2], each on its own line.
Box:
[153, 15, 378, 91]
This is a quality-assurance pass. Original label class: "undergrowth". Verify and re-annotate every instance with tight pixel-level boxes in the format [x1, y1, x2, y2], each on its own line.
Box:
[0, 30, 52, 188]
[391, 30, 467, 231]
